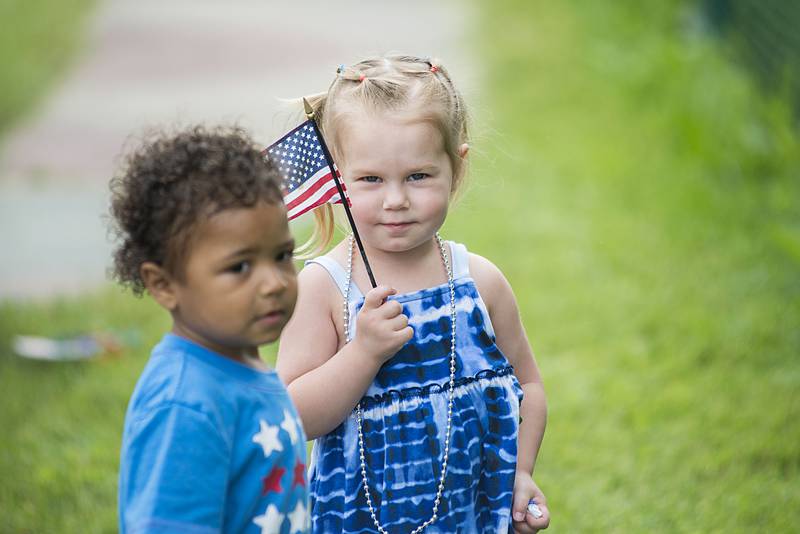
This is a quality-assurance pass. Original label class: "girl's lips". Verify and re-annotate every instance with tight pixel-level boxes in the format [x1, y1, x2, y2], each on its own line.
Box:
[381, 222, 414, 230]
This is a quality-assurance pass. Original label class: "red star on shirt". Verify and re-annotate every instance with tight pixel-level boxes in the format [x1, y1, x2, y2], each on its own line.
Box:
[293, 461, 306, 488]
[261, 466, 285, 495]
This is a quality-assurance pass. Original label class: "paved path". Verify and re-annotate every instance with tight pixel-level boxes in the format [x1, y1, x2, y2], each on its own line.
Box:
[0, 0, 472, 299]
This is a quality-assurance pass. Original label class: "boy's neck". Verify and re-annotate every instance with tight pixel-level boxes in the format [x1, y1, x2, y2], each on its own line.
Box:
[170, 323, 268, 371]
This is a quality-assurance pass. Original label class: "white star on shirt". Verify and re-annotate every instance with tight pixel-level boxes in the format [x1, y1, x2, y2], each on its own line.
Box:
[288, 500, 308, 533]
[253, 505, 284, 533]
[252, 419, 283, 457]
[280, 409, 299, 445]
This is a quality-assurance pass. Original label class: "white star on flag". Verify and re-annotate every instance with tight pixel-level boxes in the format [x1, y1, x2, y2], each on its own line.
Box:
[252, 419, 283, 457]
[253, 505, 284, 533]
[264, 120, 349, 220]
[280, 409, 299, 445]
[288, 500, 309, 534]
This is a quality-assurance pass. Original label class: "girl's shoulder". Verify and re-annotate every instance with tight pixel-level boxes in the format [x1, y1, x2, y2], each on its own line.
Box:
[300, 238, 350, 271]
[466, 250, 518, 316]
[316, 238, 351, 266]
[297, 259, 343, 303]
[300, 239, 349, 287]
[466, 250, 505, 288]
[447, 241, 504, 281]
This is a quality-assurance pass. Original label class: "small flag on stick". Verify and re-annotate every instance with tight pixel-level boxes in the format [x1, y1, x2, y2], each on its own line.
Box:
[264, 99, 377, 288]
[264, 120, 349, 221]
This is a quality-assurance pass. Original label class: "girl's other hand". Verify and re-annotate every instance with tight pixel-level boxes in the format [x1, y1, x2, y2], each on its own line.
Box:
[353, 286, 413, 363]
[511, 471, 550, 533]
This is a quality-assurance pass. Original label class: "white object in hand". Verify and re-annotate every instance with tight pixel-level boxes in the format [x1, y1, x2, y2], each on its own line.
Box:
[527, 500, 544, 519]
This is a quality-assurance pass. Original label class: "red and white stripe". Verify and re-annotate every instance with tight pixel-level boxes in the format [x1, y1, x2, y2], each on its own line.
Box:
[284, 166, 346, 220]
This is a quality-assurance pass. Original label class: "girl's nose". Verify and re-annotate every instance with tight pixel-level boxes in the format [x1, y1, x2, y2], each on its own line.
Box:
[382, 184, 410, 210]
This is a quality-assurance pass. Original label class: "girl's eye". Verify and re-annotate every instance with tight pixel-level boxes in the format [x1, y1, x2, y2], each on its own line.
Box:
[228, 261, 251, 274]
[408, 172, 429, 182]
[359, 176, 381, 183]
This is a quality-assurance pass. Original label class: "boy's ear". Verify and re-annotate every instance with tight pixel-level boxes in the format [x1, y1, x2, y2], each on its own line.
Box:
[458, 143, 469, 159]
[140, 262, 178, 311]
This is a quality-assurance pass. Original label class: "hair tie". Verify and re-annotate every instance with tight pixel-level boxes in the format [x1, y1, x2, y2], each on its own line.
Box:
[359, 73, 366, 82]
[430, 65, 439, 73]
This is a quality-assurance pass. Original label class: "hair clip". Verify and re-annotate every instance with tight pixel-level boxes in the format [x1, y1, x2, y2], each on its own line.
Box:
[359, 73, 366, 82]
[430, 65, 439, 73]
[336, 64, 345, 74]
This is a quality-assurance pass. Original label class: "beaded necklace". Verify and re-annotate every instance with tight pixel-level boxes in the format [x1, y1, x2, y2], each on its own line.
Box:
[342, 233, 457, 534]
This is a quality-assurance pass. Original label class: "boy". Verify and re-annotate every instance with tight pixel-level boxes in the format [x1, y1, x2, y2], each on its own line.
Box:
[110, 125, 308, 533]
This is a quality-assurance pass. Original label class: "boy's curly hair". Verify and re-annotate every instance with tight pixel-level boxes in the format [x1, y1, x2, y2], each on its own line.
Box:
[109, 125, 284, 296]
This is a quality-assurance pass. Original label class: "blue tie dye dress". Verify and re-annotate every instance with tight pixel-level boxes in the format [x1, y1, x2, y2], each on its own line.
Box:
[307, 241, 523, 533]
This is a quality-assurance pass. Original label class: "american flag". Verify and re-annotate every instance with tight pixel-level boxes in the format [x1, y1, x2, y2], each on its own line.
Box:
[264, 120, 348, 220]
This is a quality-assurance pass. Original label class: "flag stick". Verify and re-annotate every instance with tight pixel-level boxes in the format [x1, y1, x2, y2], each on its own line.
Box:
[303, 98, 377, 289]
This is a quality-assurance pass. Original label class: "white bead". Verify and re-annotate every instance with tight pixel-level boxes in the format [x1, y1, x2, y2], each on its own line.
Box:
[350, 234, 456, 533]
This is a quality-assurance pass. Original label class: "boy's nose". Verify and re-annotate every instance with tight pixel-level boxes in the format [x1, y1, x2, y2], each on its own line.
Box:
[257, 267, 290, 296]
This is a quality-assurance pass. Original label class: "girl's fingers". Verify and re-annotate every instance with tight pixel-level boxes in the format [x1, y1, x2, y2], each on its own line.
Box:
[398, 326, 414, 343]
[363, 286, 396, 309]
[387, 314, 409, 331]
[378, 299, 404, 318]
[512, 488, 533, 523]
[512, 523, 537, 534]
[526, 504, 550, 530]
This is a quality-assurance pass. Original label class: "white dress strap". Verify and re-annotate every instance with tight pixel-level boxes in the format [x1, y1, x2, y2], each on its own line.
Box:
[305, 256, 364, 302]
[448, 241, 471, 280]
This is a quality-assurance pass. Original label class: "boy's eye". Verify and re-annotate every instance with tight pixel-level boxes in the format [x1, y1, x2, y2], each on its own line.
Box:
[277, 249, 294, 262]
[408, 172, 429, 181]
[228, 261, 250, 274]
[359, 176, 381, 183]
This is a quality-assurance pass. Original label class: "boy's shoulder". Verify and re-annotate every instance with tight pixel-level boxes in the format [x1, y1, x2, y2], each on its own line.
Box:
[129, 340, 189, 406]
[128, 334, 287, 423]
[127, 337, 220, 422]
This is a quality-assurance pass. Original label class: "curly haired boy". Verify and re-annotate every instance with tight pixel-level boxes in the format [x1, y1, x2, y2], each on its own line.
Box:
[110, 125, 309, 533]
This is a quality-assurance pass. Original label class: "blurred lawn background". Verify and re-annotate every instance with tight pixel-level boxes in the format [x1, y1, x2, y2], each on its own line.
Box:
[0, 0, 96, 136]
[1, 0, 798, 532]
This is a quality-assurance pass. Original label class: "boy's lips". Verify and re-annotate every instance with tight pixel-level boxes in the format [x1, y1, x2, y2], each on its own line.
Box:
[254, 310, 286, 327]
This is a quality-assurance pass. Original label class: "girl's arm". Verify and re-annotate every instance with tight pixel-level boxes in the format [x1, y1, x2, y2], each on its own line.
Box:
[276, 264, 412, 439]
[471, 254, 550, 532]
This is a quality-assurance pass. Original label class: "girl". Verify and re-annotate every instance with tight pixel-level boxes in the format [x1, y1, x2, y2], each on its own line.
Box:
[277, 55, 549, 534]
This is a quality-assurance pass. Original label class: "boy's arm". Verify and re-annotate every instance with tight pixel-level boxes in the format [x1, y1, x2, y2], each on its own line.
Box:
[470, 253, 550, 531]
[119, 404, 229, 533]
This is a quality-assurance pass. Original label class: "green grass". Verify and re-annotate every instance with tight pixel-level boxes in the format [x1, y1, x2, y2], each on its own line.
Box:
[441, 0, 800, 531]
[0, 0, 96, 135]
[0, 291, 278, 533]
[1, 0, 799, 532]
[0, 291, 162, 533]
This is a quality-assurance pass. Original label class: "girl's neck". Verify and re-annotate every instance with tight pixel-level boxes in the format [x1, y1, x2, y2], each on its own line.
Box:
[348, 236, 449, 295]
[363, 236, 436, 267]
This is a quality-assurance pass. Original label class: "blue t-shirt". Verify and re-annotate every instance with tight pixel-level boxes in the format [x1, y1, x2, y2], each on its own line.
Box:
[119, 333, 309, 534]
